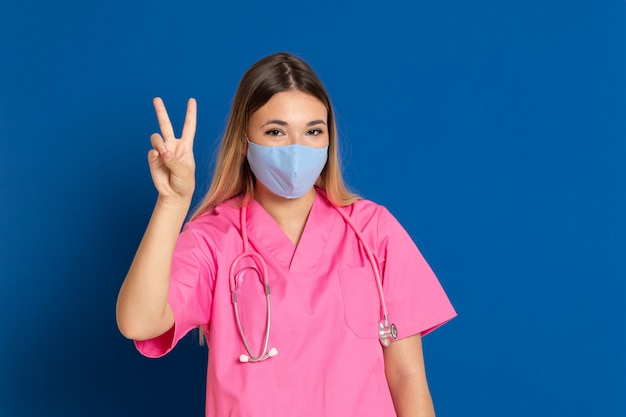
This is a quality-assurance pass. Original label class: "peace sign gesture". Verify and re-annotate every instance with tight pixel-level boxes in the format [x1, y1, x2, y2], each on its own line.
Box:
[148, 97, 197, 203]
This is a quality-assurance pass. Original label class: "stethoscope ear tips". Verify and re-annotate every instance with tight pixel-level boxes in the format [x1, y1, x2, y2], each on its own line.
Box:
[239, 347, 278, 363]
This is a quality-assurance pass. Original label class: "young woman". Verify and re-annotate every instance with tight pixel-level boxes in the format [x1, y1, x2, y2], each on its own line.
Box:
[116, 52, 456, 417]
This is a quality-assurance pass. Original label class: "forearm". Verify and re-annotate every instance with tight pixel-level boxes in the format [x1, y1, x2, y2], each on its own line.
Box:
[116, 197, 191, 340]
[384, 333, 436, 417]
[387, 372, 436, 417]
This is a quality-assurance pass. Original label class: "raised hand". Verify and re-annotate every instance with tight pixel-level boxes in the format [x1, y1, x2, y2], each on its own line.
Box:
[116, 97, 197, 341]
[148, 97, 197, 203]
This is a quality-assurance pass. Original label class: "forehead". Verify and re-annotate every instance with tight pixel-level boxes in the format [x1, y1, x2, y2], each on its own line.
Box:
[250, 90, 327, 121]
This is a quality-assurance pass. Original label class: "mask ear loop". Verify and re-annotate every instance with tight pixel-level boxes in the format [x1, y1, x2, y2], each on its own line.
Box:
[242, 130, 251, 156]
[334, 205, 397, 347]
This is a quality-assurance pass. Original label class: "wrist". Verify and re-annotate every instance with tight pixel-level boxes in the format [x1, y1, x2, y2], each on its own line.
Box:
[156, 194, 193, 211]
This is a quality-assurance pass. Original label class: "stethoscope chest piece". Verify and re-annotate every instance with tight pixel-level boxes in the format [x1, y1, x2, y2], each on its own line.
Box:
[379, 317, 398, 347]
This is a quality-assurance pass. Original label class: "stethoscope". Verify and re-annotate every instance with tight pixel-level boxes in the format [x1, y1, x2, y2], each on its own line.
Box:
[229, 199, 397, 363]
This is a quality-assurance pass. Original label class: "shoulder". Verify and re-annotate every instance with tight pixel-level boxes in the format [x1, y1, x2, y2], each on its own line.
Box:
[170, 197, 244, 278]
[342, 197, 414, 250]
[344, 197, 395, 228]
[182, 196, 242, 237]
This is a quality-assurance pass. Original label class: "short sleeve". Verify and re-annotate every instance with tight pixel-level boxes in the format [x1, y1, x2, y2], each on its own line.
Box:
[377, 208, 456, 339]
[135, 223, 215, 358]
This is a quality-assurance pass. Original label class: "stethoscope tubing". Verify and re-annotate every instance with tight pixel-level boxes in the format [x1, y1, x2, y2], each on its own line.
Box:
[229, 207, 273, 362]
[333, 205, 391, 324]
[230, 199, 396, 362]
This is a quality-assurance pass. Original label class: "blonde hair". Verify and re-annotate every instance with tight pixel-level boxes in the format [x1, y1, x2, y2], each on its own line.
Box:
[190, 52, 358, 220]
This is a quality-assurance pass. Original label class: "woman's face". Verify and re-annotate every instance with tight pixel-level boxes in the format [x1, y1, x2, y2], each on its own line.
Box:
[247, 90, 329, 148]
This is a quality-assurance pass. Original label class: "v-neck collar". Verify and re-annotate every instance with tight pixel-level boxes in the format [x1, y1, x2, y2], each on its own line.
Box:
[246, 189, 337, 272]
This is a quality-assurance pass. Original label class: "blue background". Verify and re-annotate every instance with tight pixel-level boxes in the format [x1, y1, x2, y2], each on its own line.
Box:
[1, 1, 624, 416]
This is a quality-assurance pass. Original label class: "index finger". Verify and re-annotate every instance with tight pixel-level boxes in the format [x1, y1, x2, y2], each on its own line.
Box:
[153, 97, 176, 140]
[181, 98, 197, 146]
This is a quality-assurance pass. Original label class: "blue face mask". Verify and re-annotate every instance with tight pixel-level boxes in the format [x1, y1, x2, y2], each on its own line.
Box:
[246, 141, 328, 199]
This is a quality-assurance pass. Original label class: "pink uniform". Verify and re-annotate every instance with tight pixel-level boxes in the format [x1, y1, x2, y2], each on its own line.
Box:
[136, 189, 456, 416]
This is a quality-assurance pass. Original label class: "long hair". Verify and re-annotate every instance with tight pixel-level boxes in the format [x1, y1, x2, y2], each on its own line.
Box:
[190, 52, 358, 220]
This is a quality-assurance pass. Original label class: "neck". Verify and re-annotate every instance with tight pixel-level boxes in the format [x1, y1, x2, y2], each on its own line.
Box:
[254, 185, 317, 246]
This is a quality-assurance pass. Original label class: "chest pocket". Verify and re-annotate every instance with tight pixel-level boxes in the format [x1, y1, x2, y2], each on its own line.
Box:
[338, 266, 381, 339]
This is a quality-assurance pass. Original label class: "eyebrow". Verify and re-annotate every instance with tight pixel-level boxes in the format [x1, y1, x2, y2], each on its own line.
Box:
[262, 119, 327, 127]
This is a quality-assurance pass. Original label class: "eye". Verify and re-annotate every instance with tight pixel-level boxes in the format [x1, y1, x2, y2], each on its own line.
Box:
[307, 129, 324, 136]
[264, 129, 284, 137]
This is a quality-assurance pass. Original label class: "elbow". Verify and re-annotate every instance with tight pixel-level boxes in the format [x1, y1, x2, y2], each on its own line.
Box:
[117, 323, 136, 341]
[115, 300, 146, 341]
[115, 299, 173, 341]
[116, 308, 140, 340]
[116, 314, 156, 341]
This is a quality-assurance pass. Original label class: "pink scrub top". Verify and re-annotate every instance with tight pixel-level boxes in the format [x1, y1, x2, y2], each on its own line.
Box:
[136, 189, 456, 417]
